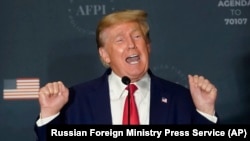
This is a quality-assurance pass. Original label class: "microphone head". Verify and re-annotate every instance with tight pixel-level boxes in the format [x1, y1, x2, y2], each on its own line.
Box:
[122, 76, 131, 85]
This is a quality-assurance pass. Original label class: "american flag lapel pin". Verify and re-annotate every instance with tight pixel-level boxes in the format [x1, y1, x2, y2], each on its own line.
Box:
[161, 97, 167, 103]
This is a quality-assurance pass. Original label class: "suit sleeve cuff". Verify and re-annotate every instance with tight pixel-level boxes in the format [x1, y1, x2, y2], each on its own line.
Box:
[196, 110, 218, 123]
[36, 113, 60, 127]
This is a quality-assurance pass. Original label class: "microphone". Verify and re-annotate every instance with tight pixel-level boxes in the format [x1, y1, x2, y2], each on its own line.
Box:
[121, 76, 131, 125]
[122, 76, 131, 85]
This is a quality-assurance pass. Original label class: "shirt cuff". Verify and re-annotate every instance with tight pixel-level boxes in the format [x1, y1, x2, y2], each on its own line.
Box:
[36, 113, 60, 127]
[196, 110, 218, 123]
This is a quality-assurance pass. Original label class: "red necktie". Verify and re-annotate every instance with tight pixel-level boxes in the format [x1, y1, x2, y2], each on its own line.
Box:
[122, 84, 139, 125]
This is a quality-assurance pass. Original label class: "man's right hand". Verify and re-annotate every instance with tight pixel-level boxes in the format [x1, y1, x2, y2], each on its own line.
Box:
[38, 81, 69, 118]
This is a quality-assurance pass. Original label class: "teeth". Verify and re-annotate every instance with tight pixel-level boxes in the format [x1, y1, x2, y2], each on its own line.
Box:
[130, 61, 138, 64]
[129, 54, 137, 57]
[126, 55, 140, 64]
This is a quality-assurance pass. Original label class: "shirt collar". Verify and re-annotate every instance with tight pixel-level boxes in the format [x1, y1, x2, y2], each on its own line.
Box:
[108, 71, 151, 99]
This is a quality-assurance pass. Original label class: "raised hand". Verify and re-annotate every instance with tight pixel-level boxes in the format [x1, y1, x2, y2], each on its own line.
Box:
[188, 75, 217, 115]
[38, 81, 69, 118]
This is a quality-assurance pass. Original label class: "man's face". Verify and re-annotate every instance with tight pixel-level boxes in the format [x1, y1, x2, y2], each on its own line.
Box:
[99, 21, 150, 82]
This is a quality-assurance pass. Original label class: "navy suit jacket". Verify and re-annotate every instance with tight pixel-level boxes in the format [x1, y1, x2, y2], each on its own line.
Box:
[35, 68, 218, 140]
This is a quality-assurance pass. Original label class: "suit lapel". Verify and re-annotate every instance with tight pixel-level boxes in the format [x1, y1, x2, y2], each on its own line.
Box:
[149, 75, 171, 124]
[88, 70, 113, 124]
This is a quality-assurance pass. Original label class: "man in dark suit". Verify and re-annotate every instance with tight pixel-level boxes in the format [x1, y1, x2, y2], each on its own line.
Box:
[34, 9, 218, 140]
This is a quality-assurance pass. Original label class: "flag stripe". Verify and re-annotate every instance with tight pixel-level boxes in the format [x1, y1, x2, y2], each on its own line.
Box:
[16, 79, 39, 83]
[3, 95, 38, 100]
[4, 92, 39, 95]
[4, 89, 39, 92]
[16, 86, 40, 89]
[4, 94, 38, 96]
[16, 82, 40, 86]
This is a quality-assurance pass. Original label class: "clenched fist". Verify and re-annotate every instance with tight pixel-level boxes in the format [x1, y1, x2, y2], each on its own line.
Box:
[38, 81, 69, 118]
[188, 75, 217, 115]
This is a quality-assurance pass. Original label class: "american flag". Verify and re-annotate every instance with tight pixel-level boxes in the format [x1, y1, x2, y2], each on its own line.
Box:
[161, 97, 168, 103]
[3, 78, 40, 100]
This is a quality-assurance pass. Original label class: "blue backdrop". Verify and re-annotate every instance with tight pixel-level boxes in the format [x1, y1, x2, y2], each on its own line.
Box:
[0, 0, 250, 140]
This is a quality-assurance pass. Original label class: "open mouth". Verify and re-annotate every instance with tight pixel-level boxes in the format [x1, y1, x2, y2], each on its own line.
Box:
[126, 55, 140, 64]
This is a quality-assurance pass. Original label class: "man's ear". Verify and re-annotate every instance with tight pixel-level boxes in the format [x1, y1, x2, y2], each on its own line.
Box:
[99, 47, 110, 64]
